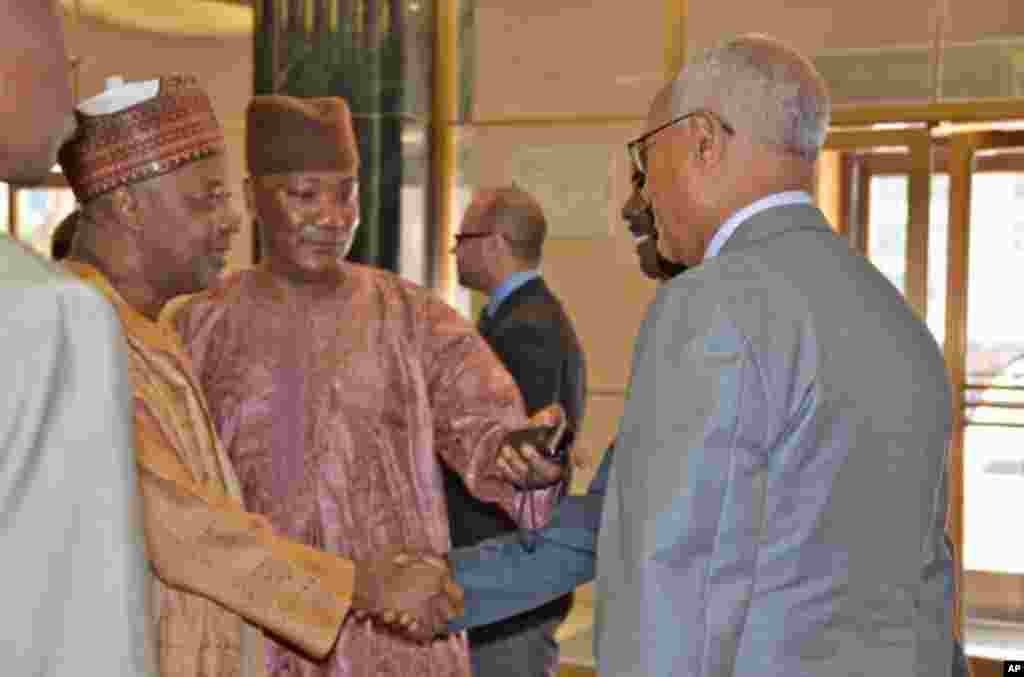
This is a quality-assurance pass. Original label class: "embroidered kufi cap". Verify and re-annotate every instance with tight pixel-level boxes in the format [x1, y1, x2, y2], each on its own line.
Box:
[59, 74, 225, 202]
[246, 95, 358, 176]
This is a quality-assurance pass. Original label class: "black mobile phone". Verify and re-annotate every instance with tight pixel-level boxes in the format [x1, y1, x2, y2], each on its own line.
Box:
[505, 420, 568, 464]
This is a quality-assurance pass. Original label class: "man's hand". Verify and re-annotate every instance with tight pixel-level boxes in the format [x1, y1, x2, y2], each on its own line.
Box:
[351, 552, 464, 642]
[496, 403, 573, 489]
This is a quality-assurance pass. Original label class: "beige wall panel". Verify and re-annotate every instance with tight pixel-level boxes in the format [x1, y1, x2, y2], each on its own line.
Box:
[946, 0, 1022, 41]
[686, 0, 941, 56]
[544, 235, 657, 393]
[468, 122, 659, 393]
[467, 122, 644, 234]
[474, 0, 665, 119]
[64, 13, 254, 269]
[545, 237, 655, 494]
[465, 121, 659, 498]
[940, 0, 1024, 100]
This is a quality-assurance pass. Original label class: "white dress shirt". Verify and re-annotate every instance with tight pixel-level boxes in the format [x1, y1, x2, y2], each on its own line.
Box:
[704, 191, 814, 261]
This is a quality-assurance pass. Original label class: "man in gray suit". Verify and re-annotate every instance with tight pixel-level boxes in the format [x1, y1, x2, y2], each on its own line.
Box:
[596, 34, 955, 676]
[1, 2, 152, 675]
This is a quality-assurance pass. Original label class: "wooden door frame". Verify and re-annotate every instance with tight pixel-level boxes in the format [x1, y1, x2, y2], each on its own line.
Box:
[946, 131, 1024, 643]
[820, 127, 933, 319]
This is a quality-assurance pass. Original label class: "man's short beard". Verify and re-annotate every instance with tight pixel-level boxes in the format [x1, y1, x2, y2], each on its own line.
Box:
[193, 257, 225, 292]
[456, 267, 484, 292]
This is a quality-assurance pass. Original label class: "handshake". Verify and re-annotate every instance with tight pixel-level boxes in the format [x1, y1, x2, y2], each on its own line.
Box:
[350, 551, 463, 642]
[348, 404, 574, 641]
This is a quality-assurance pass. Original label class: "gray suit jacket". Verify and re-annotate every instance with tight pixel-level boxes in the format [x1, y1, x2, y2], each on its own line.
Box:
[596, 204, 954, 677]
[0, 238, 154, 676]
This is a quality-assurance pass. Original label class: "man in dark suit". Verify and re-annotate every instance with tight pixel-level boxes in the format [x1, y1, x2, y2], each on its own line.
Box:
[448, 184, 586, 676]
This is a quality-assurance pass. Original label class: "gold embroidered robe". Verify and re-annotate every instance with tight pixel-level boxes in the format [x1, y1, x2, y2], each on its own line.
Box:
[67, 262, 356, 677]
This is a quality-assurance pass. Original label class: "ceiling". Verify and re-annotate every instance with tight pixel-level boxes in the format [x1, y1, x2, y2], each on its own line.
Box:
[60, 0, 254, 37]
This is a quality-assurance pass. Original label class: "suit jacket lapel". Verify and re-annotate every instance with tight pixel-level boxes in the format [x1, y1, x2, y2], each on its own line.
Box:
[476, 307, 492, 336]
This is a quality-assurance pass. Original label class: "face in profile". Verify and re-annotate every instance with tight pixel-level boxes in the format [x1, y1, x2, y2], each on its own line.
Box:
[623, 170, 688, 281]
[454, 192, 496, 292]
[136, 154, 240, 296]
[249, 171, 361, 284]
[0, 0, 76, 183]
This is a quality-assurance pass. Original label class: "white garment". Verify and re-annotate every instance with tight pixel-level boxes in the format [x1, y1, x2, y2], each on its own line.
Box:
[78, 76, 159, 115]
[703, 190, 813, 260]
[0, 238, 154, 676]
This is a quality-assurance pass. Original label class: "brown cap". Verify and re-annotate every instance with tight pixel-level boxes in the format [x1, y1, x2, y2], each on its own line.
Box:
[246, 95, 359, 176]
[59, 74, 225, 202]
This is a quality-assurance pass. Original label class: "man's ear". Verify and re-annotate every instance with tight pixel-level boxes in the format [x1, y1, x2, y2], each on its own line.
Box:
[691, 115, 725, 169]
[243, 176, 256, 215]
[487, 224, 509, 258]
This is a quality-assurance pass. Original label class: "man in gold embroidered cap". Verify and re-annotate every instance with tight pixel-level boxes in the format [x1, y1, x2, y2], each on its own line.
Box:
[59, 76, 465, 677]
[173, 95, 573, 677]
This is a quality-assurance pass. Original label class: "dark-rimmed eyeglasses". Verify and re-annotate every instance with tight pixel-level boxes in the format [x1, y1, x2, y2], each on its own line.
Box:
[453, 231, 496, 246]
[627, 109, 735, 177]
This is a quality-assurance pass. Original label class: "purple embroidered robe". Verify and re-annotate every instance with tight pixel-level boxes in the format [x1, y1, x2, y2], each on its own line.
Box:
[175, 265, 553, 677]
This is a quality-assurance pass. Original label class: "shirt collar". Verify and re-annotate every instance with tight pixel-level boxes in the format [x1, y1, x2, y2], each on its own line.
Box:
[703, 191, 814, 261]
[486, 269, 540, 317]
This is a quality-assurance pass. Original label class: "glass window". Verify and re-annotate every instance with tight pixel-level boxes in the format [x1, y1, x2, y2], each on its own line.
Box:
[399, 121, 429, 286]
[15, 187, 76, 257]
[929, 174, 949, 346]
[966, 173, 1024, 385]
[0, 182, 9, 236]
[866, 173, 949, 343]
[965, 422, 1024, 574]
[961, 171, 1024, 617]
[868, 174, 908, 293]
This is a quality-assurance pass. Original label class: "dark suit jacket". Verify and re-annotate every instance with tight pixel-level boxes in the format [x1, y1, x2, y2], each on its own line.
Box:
[444, 275, 587, 644]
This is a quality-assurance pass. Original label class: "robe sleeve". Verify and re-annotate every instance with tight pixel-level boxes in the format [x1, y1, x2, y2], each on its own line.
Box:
[421, 296, 560, 528]
[134, 397, 355, 660]
[447, 446, 613, 631]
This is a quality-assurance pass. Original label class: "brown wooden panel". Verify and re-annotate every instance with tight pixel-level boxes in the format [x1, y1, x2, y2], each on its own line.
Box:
[967, 571, 1024, 623]
[969, 655, 1005, 677]
[946, 134, 974, 632]
[832, 99, 1024, 126]
[558, 664, 597, 677]
[816, 149, 843, 232]
[431, 0, 457, 302]
[905, 134, 933, 320]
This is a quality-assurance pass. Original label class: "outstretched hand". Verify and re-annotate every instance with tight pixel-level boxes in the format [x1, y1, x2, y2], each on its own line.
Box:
[496, 403, 573, 489]
[351, 551, 464, 642]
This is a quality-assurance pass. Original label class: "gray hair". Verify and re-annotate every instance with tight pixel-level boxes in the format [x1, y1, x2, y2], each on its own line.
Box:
[672, 34, 831, 161]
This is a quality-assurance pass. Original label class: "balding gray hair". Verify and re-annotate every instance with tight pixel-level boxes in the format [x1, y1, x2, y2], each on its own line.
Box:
[480, 184, 547, 265]
[672, 34, 830, 161]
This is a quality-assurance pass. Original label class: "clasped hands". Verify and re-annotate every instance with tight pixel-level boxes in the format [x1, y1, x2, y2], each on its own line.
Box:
[351, 551, 463, 642]
[349, 405, 575, 641]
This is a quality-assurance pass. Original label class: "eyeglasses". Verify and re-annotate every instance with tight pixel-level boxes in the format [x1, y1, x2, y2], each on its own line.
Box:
[627, 109, 735, 177]
[453, 231, 496, 246]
